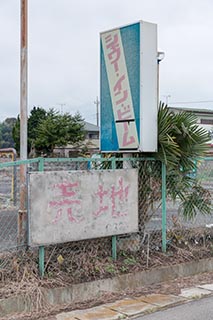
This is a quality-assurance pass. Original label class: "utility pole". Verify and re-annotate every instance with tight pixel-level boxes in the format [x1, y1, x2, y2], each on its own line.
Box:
[19, 0, 28, 244]
[57, 103, 66, 114]
[94, 96, 99, 127]
[162, 94, 171, 105]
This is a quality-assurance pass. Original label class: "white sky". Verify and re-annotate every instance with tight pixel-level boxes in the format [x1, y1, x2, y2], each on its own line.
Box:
[1, 0, 213, 123]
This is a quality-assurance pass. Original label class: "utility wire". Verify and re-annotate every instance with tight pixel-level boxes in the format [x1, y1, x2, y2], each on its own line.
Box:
[170, 100, 213, 105]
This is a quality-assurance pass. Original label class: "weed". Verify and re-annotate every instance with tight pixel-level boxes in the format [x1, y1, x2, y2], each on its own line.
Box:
[105, 264, 116, 274]
[123, 256, 137, 266]
[120, 265, 129, 272]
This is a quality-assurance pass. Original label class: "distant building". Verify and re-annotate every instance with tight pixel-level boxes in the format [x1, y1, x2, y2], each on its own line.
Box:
[169, 106, 213, 147]
[54, 108, 213, 157]
[54, 121, 99, 157]
[84, 122, 99, 140]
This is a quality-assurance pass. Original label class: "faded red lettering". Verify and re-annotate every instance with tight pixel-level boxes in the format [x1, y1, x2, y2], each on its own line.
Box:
[111, 177, 129, 217]
[49, 181, 83, 224]
[105, 33, 121, 72]
[114, 75, 125, 96]
[122, 122, 136, 147]
[53, 181, 78, 197]
[117, 105, 132, 121]
[93, 185, 109, 217]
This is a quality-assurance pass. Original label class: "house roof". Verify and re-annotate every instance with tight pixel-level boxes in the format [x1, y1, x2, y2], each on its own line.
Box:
[169, 106, 213, 115]
[84, 121, 99, 132]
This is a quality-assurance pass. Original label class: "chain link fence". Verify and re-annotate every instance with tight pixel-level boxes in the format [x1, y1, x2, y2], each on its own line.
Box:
[165, 157, 213, 263]
[0, 156, 213, 291]
[0, 152, 18, 252]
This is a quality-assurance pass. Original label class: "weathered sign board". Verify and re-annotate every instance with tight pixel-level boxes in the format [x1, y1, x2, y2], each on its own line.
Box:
[28, 169, 138, 246]
[100, 20, 158, 152]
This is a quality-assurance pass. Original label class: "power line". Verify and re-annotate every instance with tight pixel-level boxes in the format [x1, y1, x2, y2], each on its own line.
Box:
[170, 100, 213, 105]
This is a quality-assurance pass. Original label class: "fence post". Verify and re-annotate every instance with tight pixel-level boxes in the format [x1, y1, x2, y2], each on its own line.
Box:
[111, 157, 117, 260]
[39, 246, 45, 277]
[162, 162, 167, 253]
[19, 0, 28, 246]
[38, 157, 45, 277]
[13, 150, 17, 206]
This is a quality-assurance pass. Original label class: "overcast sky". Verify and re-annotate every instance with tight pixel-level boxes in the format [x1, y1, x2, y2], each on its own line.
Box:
[1, 0, 213, 123]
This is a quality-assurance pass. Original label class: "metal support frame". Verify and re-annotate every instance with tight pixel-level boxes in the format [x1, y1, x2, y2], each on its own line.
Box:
[38, 158, 45, 277]
[162, 162, 167, 253]
[111, 157, 117, 260]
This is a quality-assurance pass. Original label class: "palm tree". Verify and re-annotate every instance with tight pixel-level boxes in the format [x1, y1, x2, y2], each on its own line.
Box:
[136, 103, 211, 228]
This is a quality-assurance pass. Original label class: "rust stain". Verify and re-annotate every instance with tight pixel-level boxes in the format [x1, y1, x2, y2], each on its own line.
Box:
[19, 0, 28, 245]
[21, 0, 28, 48]
[18, 164, 27, 244]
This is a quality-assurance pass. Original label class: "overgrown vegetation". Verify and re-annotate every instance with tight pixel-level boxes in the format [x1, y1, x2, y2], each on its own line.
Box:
[134, 103, 212, 224]
[0, 103, 213, 319]
[1, 228, 213, 297]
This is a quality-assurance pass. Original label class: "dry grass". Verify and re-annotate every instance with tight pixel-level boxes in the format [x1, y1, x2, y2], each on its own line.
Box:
[0, 228, 213, 319]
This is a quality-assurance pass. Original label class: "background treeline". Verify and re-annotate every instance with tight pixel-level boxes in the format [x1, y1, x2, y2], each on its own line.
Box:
[0, 106, 85, 156]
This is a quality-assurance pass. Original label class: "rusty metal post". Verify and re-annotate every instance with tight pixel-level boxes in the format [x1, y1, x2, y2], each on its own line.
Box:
[18, 0, 28, 245]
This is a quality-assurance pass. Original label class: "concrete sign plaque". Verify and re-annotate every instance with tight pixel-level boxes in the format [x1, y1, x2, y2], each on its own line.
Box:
[28, 170, 138, 246]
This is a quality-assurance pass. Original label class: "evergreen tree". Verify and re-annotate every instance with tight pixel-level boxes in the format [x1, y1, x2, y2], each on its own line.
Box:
[12, 107, 85, 156]
[35, 109, 85, 155]
[0, 118, 16, 148]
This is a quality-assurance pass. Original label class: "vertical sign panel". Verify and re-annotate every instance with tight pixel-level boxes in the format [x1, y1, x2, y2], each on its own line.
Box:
[101, 29, 139, 149]
[100, 21, 158, 152]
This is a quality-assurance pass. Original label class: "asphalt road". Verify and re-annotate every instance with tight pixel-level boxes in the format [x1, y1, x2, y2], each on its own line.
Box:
[134, 296, 213, 320]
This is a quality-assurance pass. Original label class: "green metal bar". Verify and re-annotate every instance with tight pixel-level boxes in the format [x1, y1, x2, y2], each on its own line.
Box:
[112, 236, 117, 260]
[39, 246, 45, 277]
[0, 157, 40, 168]
[38, 157, 44, 171]
[38, 157, 45, 277]
[3, 156, 211, 169]
[44, 157, 94, 163]
[42, 156, 156, 163]
[111, 157, 117, 260]
[111, 157, 116, 170]
[162, 162, 167, 253]
[0, 156, 158, 169]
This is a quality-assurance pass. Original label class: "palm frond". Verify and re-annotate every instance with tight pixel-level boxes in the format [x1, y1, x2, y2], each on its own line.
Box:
[139, 103, 212, 221]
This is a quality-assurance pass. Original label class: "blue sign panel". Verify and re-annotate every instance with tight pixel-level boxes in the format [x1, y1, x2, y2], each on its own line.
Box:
[100, 21, 158, 152]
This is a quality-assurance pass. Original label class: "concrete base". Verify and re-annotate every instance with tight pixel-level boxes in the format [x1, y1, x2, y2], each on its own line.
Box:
[1, 258, 213, 318]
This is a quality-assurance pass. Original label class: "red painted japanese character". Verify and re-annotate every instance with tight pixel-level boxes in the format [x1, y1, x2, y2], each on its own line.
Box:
[93, 184, 109, 217]
[117, 104, 132, 121]
[122, 122, 136, 147]
[111, 177, 129, 217]
[49, 181, 83, 224]
[105, 33, 121, 72]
